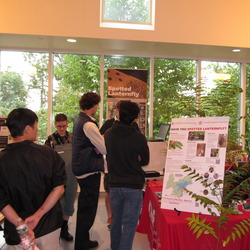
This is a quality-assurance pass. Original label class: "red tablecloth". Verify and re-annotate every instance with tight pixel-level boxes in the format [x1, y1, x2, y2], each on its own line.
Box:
[137, 181, 250, 250]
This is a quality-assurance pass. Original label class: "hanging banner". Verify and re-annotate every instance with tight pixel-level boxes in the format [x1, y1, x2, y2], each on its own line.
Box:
[107, 68, 148, 135]
[161, 116, 229, 215]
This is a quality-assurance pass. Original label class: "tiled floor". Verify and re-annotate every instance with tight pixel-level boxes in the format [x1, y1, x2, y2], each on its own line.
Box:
[0, 193, 151, 250]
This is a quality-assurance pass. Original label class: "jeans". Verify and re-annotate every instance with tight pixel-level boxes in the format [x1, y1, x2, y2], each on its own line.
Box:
[110, 187, 143, 250]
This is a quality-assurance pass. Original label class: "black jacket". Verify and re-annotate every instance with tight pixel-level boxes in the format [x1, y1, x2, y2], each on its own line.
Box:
[100, 118, 140, 135]
[104, 121, 149, 189]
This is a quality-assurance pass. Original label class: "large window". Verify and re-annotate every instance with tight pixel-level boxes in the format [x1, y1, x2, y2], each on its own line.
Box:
[201, 61, 241, 148]
[0, 50, 247, 148]
[100, 0, 155, 30]
[0, 51, 49, 143]
[154, 58, 197, 138]
[53, 53, 101, 132]
[245, 64, 250, 150]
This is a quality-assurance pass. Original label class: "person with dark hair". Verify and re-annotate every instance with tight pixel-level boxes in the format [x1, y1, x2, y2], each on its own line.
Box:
[100, 101, 121, 135]
[72, 92, 106, 250]
[0, 108, 66, 250]
[100, 101, 121, 231]
[104, 100, 149, 250]
[100, 100, 140, 230]
[45, 113, 77, 241]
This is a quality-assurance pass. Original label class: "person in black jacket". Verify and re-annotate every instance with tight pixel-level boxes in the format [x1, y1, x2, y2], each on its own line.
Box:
[0, 108, 65, 250]
[104, 100, 149, 250]
[100, 102, 120, 231]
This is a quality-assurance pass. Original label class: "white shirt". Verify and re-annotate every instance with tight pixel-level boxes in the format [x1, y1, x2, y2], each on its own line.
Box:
[83, 119, 106, 155]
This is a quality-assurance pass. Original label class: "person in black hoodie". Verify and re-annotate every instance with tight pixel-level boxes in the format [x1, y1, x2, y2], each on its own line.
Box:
[100, 101, 140, 230]
[104, 100, 149, 250]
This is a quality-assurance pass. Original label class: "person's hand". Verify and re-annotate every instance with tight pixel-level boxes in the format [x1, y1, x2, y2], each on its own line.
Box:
[26, 224, 35, 240]
[25, 215, 40, 230]
[17, 223, 35, 248]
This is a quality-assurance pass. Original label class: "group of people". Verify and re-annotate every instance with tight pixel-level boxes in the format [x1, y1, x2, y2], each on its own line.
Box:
[0, 92, 150, 250]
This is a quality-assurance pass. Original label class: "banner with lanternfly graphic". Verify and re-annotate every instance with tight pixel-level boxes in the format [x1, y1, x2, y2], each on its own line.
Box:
[107, 68, 148, 135]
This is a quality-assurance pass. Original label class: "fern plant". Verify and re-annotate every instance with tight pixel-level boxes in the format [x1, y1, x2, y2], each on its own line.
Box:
[181, 164, 250, 249]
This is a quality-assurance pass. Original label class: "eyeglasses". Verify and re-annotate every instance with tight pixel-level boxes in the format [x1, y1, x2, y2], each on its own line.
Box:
[56, 125, 68, 128]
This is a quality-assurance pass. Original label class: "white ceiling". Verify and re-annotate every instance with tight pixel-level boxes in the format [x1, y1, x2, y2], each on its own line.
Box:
[1, 33, 250, 62]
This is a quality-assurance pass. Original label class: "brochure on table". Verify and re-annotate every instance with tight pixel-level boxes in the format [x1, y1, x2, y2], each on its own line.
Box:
[161, 116, 229, 215]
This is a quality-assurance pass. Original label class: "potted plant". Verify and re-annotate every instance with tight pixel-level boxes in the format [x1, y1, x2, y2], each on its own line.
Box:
[182, 157, 250, 249]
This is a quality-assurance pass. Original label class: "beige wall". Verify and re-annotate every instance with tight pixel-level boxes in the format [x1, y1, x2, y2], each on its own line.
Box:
[1, 0, 250, 48]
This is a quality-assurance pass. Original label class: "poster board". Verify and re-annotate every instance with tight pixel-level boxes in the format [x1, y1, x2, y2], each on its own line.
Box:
[161, 116, 229, 215]
[107, 68, 148, 135]
[0, 116, 13, 151]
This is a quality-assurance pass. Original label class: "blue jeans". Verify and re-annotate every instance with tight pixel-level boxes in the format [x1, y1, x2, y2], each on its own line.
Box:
[110, 187, 143, 250]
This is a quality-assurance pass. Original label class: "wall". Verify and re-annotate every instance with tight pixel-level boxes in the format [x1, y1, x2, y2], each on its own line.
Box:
[1, 0, 250, 48]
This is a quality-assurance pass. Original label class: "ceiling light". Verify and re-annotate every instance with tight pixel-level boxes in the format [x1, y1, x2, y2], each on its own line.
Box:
[67, 39, 77, 43]
[232, 49, 241, 52]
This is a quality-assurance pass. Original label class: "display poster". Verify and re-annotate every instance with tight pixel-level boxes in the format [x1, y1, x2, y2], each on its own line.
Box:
[107, 68, 148, 135]
[0, 116, 13, 151]
[161, 116, 229, 215]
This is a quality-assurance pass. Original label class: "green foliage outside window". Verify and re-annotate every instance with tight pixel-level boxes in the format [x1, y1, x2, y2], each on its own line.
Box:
[0, 52, 244, 147]
[103, 0, 151, 23]
[53, 54, 101, 131]
[23, 53, 49, 143]
[245, 64, 250, 151]
[154, 58, 197, 138]
[200, 62, 241, 150]
[0, 70, 28, 115]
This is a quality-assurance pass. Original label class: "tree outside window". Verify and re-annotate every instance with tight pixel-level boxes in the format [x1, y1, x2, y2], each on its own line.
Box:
[101, 0, 155, 30]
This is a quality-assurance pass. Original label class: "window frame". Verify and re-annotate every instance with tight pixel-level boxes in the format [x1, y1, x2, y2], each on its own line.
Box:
[100, 0, 155, 30]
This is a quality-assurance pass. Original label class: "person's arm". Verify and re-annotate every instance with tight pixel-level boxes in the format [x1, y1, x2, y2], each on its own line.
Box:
[99, 122, 109, 135]
[25, 185, 64, 229]
[1, 205, 35, 240]
[2, 205, 25, 227]
[99, 118, 114, 135]
[138, 137, 150, 166]
[44, 135, 53, 148]
[84, 122, 106, 155]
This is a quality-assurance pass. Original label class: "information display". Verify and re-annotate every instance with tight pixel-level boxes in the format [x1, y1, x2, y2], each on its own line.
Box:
[161, 116, 229, 215]
[0, 116, 13, 151]
[107, 68, 148, 135]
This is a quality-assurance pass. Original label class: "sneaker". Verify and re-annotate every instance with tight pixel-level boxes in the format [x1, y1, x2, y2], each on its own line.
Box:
[107, 217, 112, 231]
[88, 240, 98, 248]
